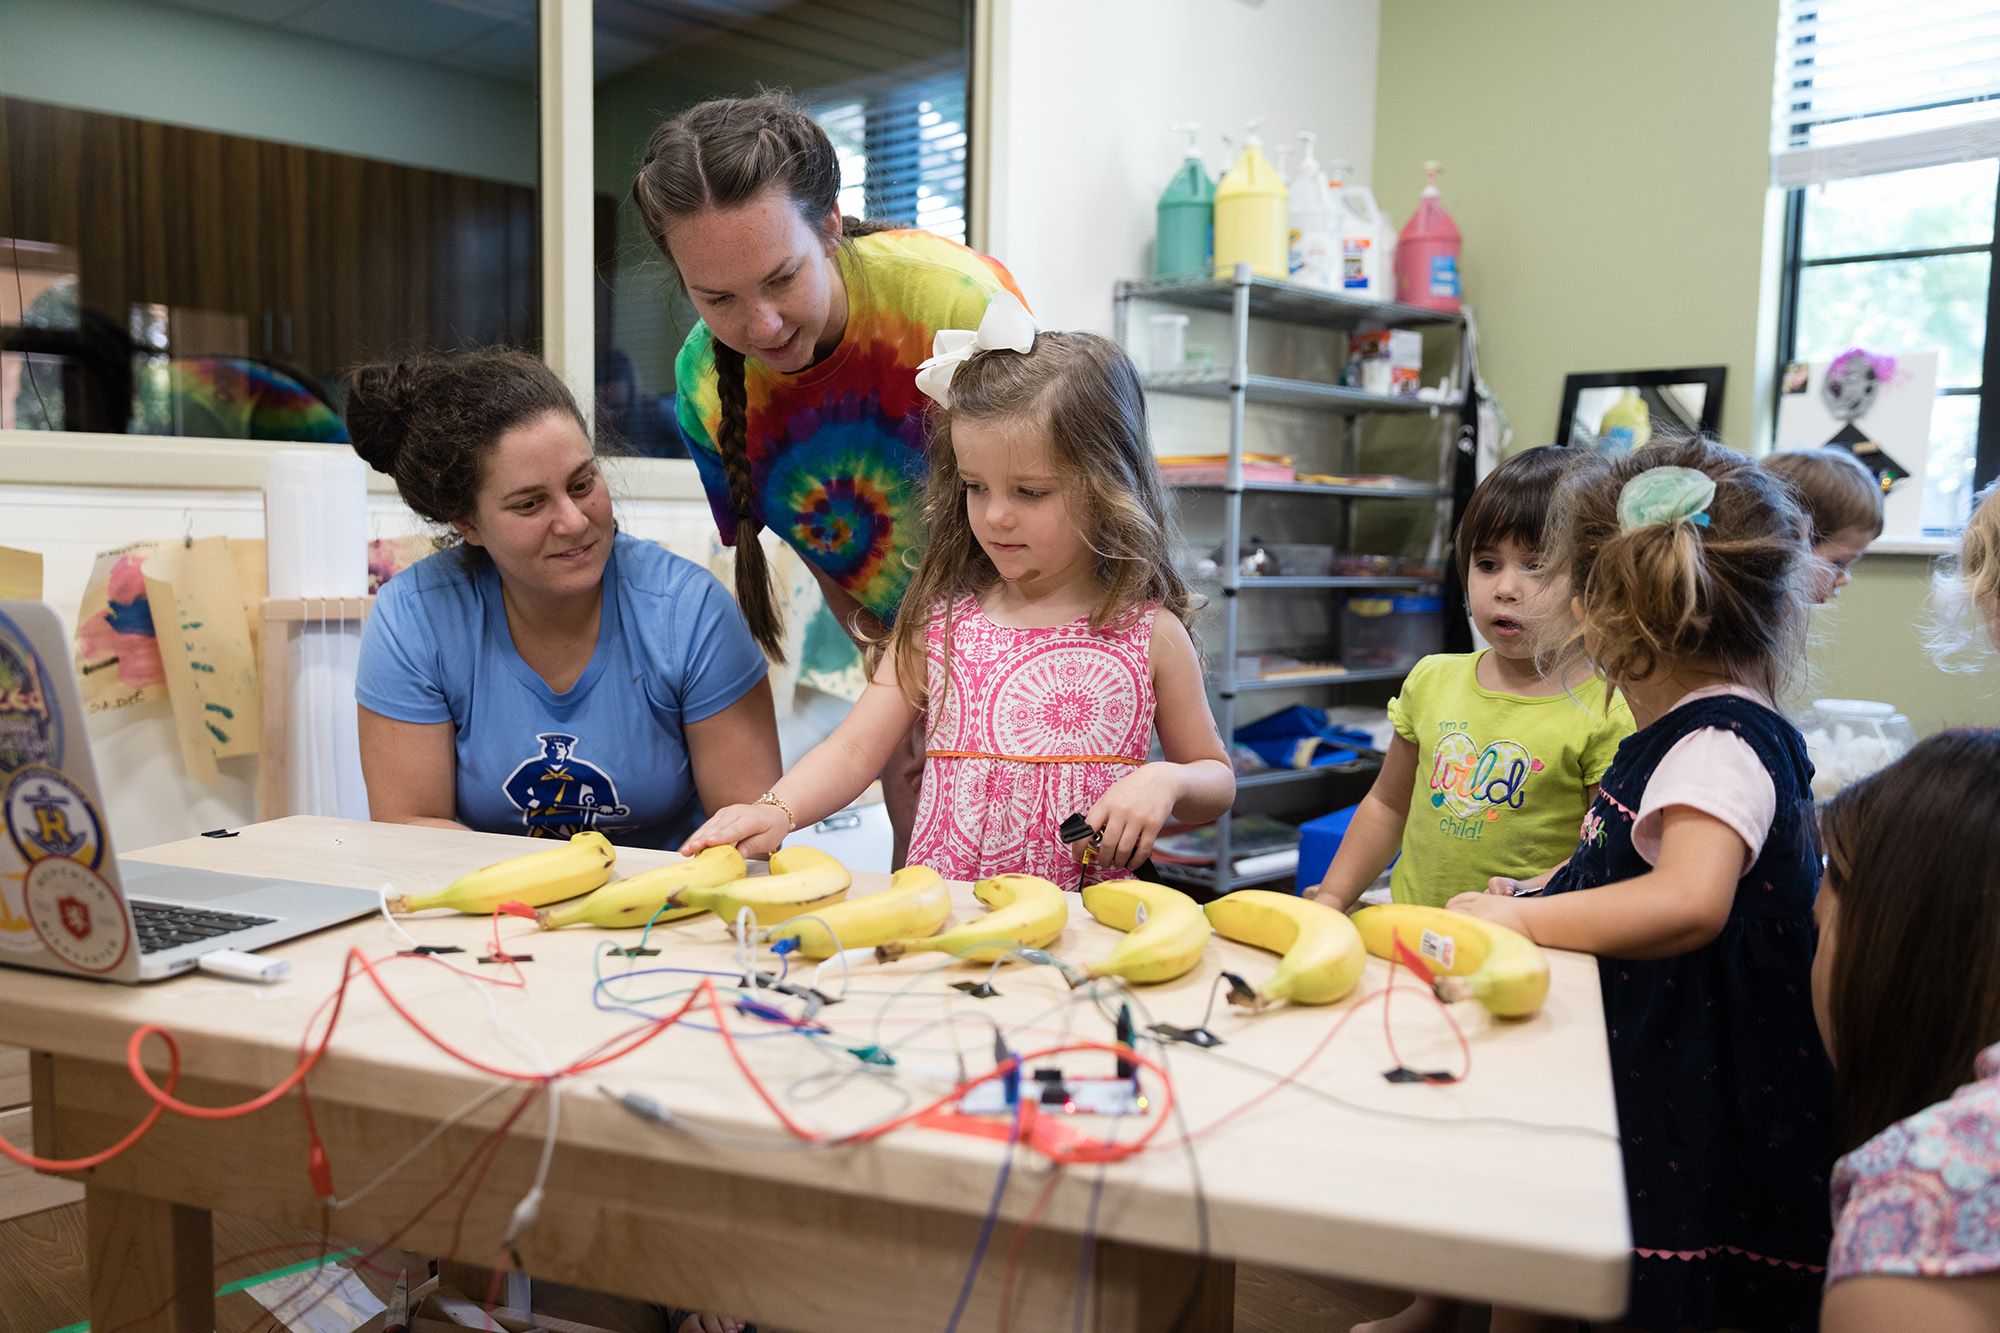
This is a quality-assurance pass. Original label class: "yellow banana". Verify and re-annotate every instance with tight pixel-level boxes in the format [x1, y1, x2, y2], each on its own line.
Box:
[388, 831, 615, 915]
[1205, 889, 1366, 1007]
[765, 864, 952, 959]
[1079, 880, 1211, 984]
[535, 845, 746, 930]
[876, 872, 1068, 962]
[1350, 903, 1550, 1018]
[673, 845, 851, 927]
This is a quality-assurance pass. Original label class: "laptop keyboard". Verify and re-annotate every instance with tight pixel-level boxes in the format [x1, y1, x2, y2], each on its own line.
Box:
[131, 900, 277, 955]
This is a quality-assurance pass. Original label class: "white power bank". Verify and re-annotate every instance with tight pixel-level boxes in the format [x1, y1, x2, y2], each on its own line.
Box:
[196, 949, 290, 983]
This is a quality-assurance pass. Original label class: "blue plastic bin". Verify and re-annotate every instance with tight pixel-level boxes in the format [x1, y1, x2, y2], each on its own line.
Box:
[1294, 804, 1361, 894]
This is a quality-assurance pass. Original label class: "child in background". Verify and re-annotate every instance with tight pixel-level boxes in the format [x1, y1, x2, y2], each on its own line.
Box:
[1763, 446, 1884, 601]
[1928, 480, 2000, 668]
[680, 297, 1235, 883]
[1312, 447, 1633, 917]
[1452, 438, 1834, 1331]
[1814, 730, 2000, 1329]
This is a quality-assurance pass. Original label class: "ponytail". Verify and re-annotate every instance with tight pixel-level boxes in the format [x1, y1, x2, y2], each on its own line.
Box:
[1548, 435, 1809, 699]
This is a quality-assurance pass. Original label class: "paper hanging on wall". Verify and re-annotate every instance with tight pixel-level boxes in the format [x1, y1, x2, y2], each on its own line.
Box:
[143, 537, 262, 784]
[1775, 350, 1939, 540]
[232, 538, 266, 664]
[367, 534, 438, 593]
[0, 546, 43, 600]
[75, 541, 168, 713]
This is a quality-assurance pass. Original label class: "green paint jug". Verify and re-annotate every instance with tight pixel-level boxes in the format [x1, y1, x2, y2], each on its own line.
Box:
[1155, 123, 1215, 278]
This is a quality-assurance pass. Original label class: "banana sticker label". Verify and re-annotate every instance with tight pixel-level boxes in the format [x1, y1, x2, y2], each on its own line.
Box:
[24, 856, 130, 975]
[1428, 723, 1547, 841]
[503, 733, 630, 839]
[1419, 928, 1456, 970]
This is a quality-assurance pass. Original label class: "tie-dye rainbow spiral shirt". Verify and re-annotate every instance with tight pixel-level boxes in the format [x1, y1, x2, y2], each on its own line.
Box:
[674, 229, 1025, 626]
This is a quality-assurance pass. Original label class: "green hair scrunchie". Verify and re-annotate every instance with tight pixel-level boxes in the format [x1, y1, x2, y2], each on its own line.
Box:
[1617, 466, 1715, 533]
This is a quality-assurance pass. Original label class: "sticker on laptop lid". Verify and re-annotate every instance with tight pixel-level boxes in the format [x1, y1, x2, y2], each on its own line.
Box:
[0, 612, 61, 774]
[24, 856, 131, 975]
[5, 765, 105, 871]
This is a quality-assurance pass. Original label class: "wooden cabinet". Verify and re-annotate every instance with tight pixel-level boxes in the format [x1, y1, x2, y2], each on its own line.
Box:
[0, 95, 539, 421]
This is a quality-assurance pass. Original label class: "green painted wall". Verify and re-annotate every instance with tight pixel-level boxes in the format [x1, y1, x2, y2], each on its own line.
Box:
[1373, 0, 1778, 452]
[1373, 0, 1995, 734]
[1805, 556, 1994, 734]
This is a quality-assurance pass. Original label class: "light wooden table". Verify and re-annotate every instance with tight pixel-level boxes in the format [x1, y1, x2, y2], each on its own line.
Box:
[0, 817, 1630, 1332]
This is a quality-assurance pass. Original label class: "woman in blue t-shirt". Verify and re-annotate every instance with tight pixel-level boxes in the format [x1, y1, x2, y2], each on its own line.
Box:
[346, 349, 780, 849]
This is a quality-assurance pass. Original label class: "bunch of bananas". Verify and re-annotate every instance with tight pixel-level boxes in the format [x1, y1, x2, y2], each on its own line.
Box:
[765, 864, 953, 958]
[536, 845, 745, 930]
[876, 873, 1068, 963]
[1204, 889, 1366, 1007]
[670, 845, 852, 928]
[387, 831, 616, 915]
[1350, 903, 1549, 1018]
[1077, 880, 1211, 984]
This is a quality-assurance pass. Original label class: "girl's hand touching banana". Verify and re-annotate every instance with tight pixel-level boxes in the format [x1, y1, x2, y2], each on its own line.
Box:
[679, 803, 789, 859]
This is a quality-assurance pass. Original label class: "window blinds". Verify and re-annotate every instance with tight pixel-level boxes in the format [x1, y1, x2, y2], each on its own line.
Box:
[1774, 0, 2000, 187]
[815, 57, 969, 244]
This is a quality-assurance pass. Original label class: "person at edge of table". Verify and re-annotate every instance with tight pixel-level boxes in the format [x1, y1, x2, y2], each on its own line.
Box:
[347, 347, 781, 851]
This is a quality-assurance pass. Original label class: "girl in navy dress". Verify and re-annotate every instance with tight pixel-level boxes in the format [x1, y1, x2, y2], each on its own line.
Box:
[1451, 437, 1835, 1332]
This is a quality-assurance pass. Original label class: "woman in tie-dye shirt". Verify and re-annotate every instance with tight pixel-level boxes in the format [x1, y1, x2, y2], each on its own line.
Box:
[633, 92, 1026, 861]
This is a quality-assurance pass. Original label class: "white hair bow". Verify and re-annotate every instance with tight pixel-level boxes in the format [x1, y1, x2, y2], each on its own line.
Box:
[913, 291, 1037, 408]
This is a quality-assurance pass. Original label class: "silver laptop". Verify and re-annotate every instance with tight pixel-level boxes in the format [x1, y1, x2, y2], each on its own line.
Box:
[0, 600, 380, 982]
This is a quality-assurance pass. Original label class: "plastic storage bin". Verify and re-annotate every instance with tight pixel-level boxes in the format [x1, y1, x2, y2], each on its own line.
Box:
[1342, 594, 1443, 669]
[1800, 699, 1917, 801]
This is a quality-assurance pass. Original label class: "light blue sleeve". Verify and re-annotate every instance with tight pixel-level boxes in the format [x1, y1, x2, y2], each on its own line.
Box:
[355, 575, 453, 725]
[669, 565, 768, 724]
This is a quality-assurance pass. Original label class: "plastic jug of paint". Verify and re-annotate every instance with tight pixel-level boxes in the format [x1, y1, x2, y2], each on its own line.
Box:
[1213, 117, 1289, 280]
[1154, 123, 1215, 278]
[1395, 159, 1463, 313]
[1288, 131, 1339, 289]
[1328, 159, 1390, 301]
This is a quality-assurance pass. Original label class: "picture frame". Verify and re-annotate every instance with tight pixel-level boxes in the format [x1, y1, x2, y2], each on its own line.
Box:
[1555, 367, 1728, 448]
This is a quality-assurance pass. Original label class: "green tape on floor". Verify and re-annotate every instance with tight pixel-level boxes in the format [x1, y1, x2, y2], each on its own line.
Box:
[48, 1245, 365, 1332]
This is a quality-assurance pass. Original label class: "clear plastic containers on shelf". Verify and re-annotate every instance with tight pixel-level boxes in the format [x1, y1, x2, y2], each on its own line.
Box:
[1343, 594, 1444, 668]
[1800, 699, 1916, 800]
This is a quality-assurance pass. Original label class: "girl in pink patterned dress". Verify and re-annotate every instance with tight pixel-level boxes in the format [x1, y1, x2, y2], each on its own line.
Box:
[1813, 729, 2000, 1330]
[680, 297, 1235, 884]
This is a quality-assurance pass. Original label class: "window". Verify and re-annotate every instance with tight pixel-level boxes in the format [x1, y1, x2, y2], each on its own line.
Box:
[814, 57, 972, 244]
[1773, 0, 2000, 531]
[0, 0, 540, 443]
[594, 0, 973, 460]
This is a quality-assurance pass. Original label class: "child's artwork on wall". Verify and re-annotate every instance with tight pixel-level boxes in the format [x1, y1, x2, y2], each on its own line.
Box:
[367, 535, 440, 593]
[1775, 349, 1938, 539]
[75, 542, 169, 713]
[143, 538, 261, 784]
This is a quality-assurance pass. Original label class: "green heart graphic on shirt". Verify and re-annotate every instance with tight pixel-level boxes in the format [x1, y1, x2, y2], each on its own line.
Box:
[1429, 731, 1539, 820]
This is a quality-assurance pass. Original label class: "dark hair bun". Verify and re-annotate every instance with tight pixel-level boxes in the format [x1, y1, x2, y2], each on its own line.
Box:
[344, 360, 427, 476]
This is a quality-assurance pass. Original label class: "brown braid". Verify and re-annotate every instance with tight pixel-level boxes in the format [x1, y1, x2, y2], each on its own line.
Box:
[710, 339, 786, 658]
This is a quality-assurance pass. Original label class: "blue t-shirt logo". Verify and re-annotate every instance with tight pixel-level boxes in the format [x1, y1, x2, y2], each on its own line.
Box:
[503, 733, 630, 838]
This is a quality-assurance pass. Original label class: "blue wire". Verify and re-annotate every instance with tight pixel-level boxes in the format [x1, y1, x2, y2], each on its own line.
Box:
[589, 963, 799, 1038]
[943, 1065, 1025, 1333]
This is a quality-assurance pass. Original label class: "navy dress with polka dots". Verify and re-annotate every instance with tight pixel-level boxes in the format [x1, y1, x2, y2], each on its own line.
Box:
[1544, 695, 1835, 1331]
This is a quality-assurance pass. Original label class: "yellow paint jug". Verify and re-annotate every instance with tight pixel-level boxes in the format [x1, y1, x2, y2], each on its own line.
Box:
[1214, 117, 1288, 280]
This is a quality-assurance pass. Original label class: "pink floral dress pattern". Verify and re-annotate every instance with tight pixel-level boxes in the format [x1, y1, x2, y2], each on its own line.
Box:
[907, 596, 1157, 888]
[1827, 1040, 2000, 1285]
